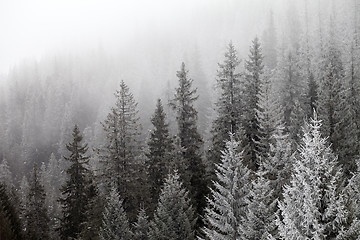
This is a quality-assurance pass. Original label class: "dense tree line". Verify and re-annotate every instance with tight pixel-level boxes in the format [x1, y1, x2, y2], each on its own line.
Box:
[1, 0, 360, 239]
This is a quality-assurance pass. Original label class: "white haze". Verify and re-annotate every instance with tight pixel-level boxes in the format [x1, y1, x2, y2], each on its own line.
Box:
[0, 0, 291, 75]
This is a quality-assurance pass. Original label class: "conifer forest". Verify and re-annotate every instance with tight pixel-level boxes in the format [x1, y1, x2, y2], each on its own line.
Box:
[1, 0, 360, 239]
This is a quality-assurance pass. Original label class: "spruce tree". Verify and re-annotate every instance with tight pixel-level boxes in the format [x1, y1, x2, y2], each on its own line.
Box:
[202, 134, 250, 240]
[263, 126, 294, 201]
[100, 187, 132, 240]
[255, 69, 284, 162]
[98, 80, 146, 221]
[239, 167, 277, 239]
[170, 62, 207, 227]
[243, 37, 264, 170]
[0, 183, 24, 240]
[209, 42, 242, 176]
[147, 99, 173, 210]
[275, 112, 359, 239]
[133, 208, 150, 240]
[25, 164, 50, 240]
[58, 125, 92, 240]
[316, 31, 351, 175]
[277, 49, 305, 144]
[149, 170, 195, 240]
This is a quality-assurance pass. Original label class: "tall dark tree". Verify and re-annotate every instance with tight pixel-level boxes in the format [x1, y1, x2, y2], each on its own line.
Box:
[149, 170, 195, 240]
[58, 125, 92, 240]
[0, 183, 24, 240]
[25, 164, 50, 240]
[171, 62, 207, 229]
[208, 42, 242, 178]
[147, 99, 173, 211]
[98, 80, 147, 221]
[243, 37, 264, 170]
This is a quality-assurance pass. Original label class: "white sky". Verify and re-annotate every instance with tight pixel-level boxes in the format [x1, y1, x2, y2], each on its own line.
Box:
[0, 0, 204, 74]
[0, 0, 290, 75]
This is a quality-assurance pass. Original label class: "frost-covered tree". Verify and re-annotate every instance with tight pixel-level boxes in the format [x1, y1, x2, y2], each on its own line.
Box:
[58, 125, 92, 240]
[277, 49, 305, 143]
[209, 42, 242, 174]
[25, 164, 50, 240]
[255, 69, 284, 161]
[99, 187, 132, 240]
[275, 112, 359, 239]
[171, 62, 207, 226]
[147, 99, 173, 209]
[263, 126, 294, 201]
[98, 80, 146, 221]
[239, 167, 277, 239]
[242, 37, 264, 170]
[149, 170, 195, 240]
[133, 208, 150, 240]
[202, 134, 250, 240]
[40, 153, 65, 238]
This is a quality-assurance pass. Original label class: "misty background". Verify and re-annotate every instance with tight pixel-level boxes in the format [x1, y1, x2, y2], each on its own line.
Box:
[0, 0, 356, 179]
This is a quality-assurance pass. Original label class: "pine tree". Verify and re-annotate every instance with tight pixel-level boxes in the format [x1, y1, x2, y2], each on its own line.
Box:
[149, 170, 195, 240]
[58, 125, 92, 240]
[316, 26, 351, 175]
[0, 183, 24, 240]
[263, 126, 294, 201]
[133, 208, 150, 240]
[202, 134, 250, 239]
[98, 80, 146, 221]
[255, 69, 284, 162]
[25, 164, 50, 240]
[275, 112, 359, 239]
[171, 62, 207, 227]
[147, 99, 173, 210]
[209, 42, 242, 176]
[239, 167, 277, 239]
[99, 187, 132, 240]
[243, 37, 265, 170]
[277, 49, 305, 143]
[80, 182, 104, 240]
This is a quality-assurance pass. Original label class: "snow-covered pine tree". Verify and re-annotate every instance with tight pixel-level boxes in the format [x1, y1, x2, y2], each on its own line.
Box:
[239, 166, 277, 239]
[316, 27, 352, 176]
[25, 164, 50, 240]
[243, 37, 264, 170]
[18, 175, 29, 231]
[208, 42, 242, 177]
[275, 112, 359, 239]
[40, 153, 65, 238]
[99, 187, 132, 240]
[58, 125, 92, 240]
[171, 62, 207, 227]
[202, 134, 250, 240]
[147, 99, 174, 210]
[277, 49, 306, 144]
[149, 170, 195, 240]
[133, 208, 150, 240]
[255, 68, 284, 162]
[98, 80, 146, 221]
[263, 125, 294, 201]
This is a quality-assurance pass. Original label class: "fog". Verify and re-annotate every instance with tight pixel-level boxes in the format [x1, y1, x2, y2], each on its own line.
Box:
[0, 0, 357, 180]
